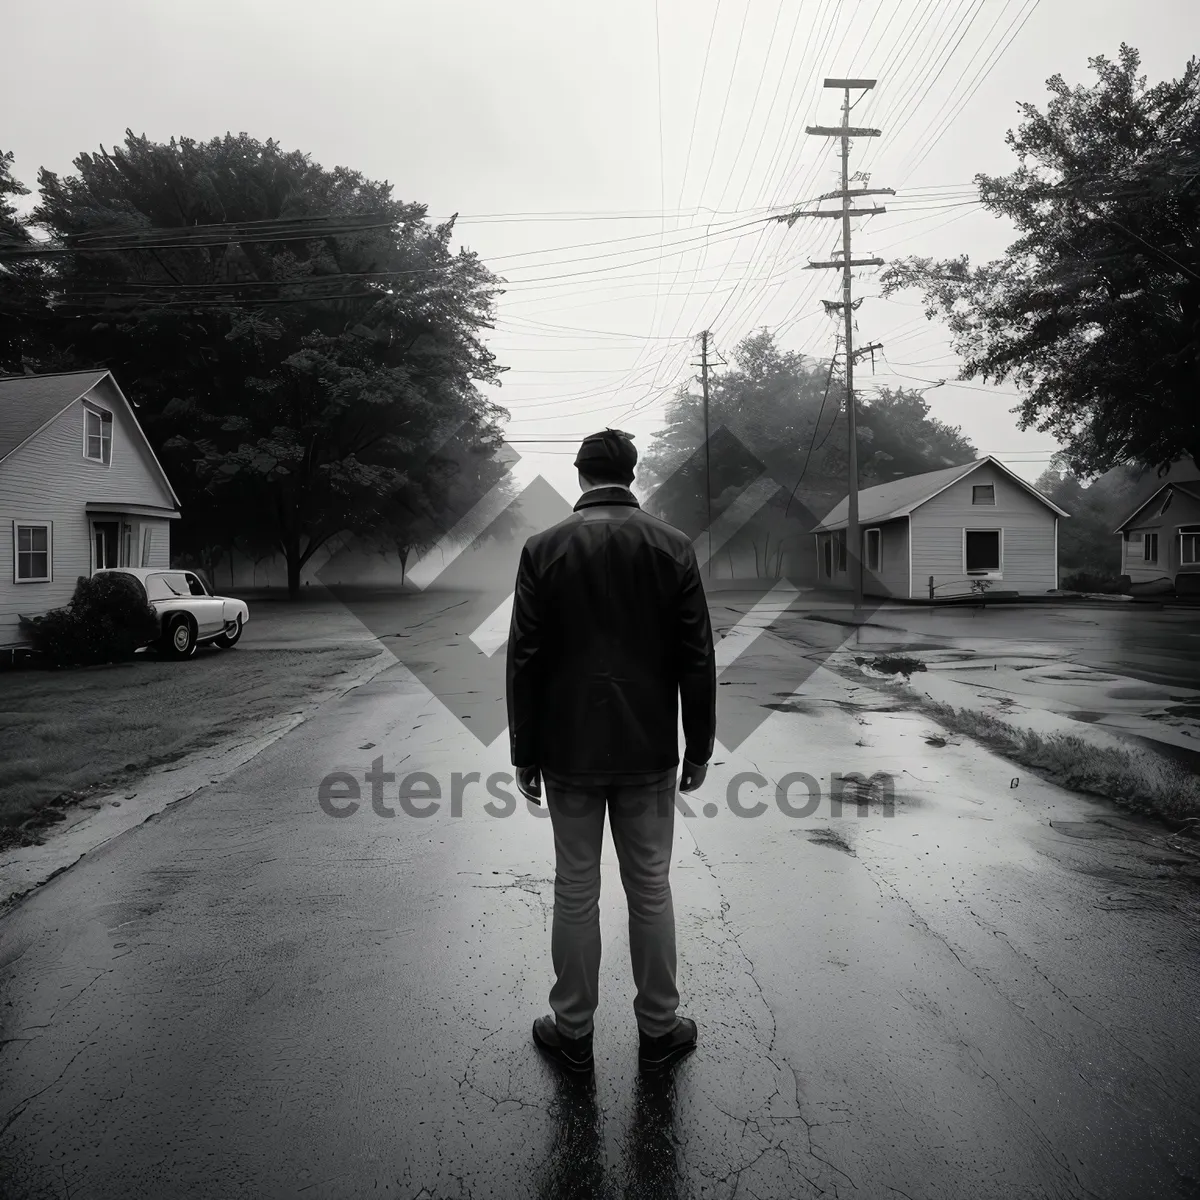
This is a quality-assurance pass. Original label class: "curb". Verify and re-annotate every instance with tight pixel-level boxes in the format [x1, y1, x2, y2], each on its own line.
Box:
[0, 646, 396, 915]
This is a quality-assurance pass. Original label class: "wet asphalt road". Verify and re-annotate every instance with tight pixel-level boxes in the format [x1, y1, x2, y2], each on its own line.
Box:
[2, 591, 1200, 1199]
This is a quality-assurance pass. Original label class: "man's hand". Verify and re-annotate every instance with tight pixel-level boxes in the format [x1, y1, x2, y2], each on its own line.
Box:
[679, 758, 708, 793]
[516, 765, 542, 805]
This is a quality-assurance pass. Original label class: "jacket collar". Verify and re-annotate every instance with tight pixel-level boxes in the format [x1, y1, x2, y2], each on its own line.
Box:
[574, 485, 640, 512]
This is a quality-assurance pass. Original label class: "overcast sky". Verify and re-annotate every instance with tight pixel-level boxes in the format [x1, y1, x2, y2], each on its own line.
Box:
[5, 0, 1196, 496]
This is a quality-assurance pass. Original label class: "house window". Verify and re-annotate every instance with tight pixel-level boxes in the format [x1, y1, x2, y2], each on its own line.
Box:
[965, 529, 1001, 574]
[14, 522, 52, 583]
[972, 484, 996, 505]
[836, 530, 847, 572]
[1144, 532, 1159, 564]
[1180, 527, 1200, 565]
[141, 527, 153, 567]
[864, 527, 881, 572]
[822, 537, 833, 578]
[84, 406, 113, 464]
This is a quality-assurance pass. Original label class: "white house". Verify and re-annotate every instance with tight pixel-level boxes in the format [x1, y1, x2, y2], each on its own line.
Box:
[811, 456, 1069, 599]
[0, 369, 180, 645]
[1113, 477, 1200, 596]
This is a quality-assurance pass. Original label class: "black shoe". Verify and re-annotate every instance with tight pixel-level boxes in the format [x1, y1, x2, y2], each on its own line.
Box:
[532, 1015, 594, 1074]
[638, 1017, 697, 1073]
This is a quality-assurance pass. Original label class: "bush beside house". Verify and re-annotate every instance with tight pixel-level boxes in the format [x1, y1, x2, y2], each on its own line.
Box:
[20, 572, 160, 666]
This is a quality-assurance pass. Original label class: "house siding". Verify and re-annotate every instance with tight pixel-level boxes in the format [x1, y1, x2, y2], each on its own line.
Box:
[911, 462, 1057, 597]
[0, 378, 176, 643]
[1120, 490, 1200, 585]
[815, 518, 910, 597]
[862, 518, 909, 597]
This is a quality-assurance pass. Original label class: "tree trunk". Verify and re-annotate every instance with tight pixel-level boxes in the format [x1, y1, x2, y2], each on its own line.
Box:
[285, 537, 302, 599]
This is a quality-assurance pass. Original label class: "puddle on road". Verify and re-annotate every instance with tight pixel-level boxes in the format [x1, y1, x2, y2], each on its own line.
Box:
[1161, 704, 1200, 720]
[1106, 685, 1177, 700]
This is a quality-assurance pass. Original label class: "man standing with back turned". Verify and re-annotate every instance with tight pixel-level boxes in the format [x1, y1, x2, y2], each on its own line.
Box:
[506, 427, 717, 1075]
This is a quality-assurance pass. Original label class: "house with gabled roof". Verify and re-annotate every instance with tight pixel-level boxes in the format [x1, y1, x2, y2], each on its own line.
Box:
[1113, 477, 1200, 596]
[0, 369, 180, 645]
[811, 456, 1069, 599]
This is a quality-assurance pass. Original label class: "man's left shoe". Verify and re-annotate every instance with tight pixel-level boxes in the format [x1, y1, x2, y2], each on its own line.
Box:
[532, 1015, 594, 1074]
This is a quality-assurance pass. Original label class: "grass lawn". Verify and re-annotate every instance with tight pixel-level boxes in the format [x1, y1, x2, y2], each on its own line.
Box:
[834, 655, 1200, 832]
[0, 643, 379, 846]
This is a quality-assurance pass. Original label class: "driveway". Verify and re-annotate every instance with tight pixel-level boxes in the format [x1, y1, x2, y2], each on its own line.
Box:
[1, 590, 1198, 1198]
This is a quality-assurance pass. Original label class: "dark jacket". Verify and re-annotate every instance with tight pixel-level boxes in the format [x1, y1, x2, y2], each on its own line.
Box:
[506, 485, 716, 778]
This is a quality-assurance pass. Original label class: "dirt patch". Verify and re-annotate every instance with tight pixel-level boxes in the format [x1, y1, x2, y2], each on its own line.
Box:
[802, 827, 856, 855]
[761, 699, 819, 715]
[855, 654, 927, 678]
[0, 645, 378, 847]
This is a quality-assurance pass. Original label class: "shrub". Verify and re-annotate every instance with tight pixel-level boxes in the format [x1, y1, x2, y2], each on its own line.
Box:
[20, 573, 161, 666]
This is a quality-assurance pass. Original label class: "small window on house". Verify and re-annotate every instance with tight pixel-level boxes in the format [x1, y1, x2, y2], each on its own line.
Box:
[836, 530, 847, 572]
[84, 406, 113, 464]
[1180, 527, 1200, 565]
[141, 527, 153, 567]
[14, 523, 52, 582]
[864, 528, 881, 572]
[822, 537, 833, 578]
[1144, 533, 1159, 564]
[972, 484, 995, 505]
[965, 529, 1001, 574]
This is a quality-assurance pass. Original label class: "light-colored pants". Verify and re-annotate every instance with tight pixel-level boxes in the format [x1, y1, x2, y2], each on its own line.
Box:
[545, 770, 680, 1039]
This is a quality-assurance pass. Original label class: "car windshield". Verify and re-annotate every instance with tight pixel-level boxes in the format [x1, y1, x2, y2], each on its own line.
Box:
[144, 572, 191, 602]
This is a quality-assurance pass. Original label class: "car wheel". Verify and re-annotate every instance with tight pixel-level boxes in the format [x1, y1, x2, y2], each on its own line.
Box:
[214, 616, 243, 649]
[162, 615, 197, 659]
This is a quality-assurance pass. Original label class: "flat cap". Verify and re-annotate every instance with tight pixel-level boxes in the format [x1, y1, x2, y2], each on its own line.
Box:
[574, 428, 638, 484]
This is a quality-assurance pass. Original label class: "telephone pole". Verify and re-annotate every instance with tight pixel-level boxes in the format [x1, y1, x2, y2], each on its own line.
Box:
[778, 77, 891, 608]
[699, 329, 713, 575]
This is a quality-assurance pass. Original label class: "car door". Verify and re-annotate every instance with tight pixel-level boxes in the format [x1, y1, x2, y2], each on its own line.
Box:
[183, 572, 226, 637]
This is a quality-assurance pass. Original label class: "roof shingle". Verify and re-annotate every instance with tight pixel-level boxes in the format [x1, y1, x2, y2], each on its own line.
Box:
[812, 460, 982, 530]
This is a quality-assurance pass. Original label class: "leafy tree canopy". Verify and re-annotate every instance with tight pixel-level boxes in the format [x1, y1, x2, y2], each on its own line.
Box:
[15, 132, 506, 594]
[882, 46, 1200, 475]
[0, 150, 52, 374]
[642, 330, 975, 577]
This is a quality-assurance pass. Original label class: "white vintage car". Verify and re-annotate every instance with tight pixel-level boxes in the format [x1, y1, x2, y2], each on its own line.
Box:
[98, 567, 250, 659]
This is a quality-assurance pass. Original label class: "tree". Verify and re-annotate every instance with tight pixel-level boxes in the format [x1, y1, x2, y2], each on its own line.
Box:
[641, 331, 843, 577]
[25, 132, 505, 595]
[641, 330, 975, 578]
[1035, 458, 1141, 577]
[881, 47, 1200, 475]
[856, 387, 977, 483]
[0, 150, 55, 375]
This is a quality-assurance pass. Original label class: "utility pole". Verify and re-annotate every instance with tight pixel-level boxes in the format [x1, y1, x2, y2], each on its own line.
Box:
[699, 329, 713, 575]
[778, 77, 891, 609]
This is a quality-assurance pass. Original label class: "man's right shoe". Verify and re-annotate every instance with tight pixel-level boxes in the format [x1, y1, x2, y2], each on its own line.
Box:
[638, 1017, 698, 1073]
[532, 1015, 595, 1075]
